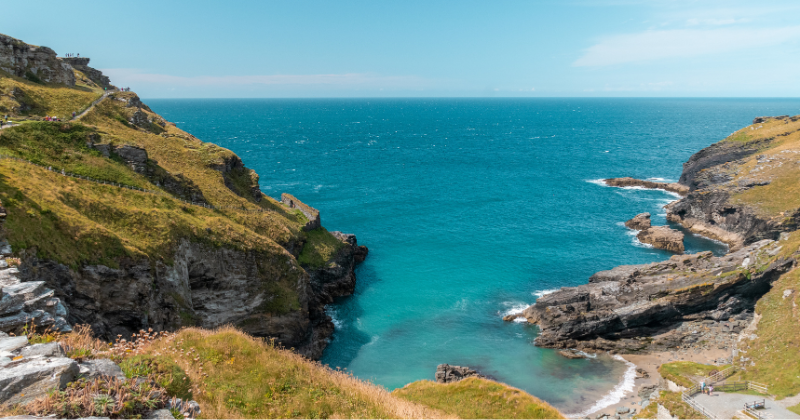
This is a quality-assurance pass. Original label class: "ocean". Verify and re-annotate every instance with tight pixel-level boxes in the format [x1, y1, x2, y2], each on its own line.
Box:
[148, 98, 800, 414]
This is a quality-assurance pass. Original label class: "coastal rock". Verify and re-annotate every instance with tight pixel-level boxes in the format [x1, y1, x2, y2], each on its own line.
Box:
[637, 226, 684, 253]
[282, 193, 321, 231]
[129, 109, 150, 128]
[435, 364, 483, 383]
[0, 33, 75, 86]
[61, 57, 112, 89]
[625, 213, 651, 230]
[78, 359, 126, 381]
[0, 356, 79, 405]
[604, 177, 688, 196]
[298, 231, 368, 359]
[18, 342, 65, 359]
[558, 349, 586, 359]
[522, 240, 793, 351]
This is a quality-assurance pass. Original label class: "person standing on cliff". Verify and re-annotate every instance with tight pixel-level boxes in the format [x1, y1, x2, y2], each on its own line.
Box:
[701, 381, 706, 394]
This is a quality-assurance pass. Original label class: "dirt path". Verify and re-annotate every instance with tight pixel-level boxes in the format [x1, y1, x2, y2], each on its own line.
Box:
[72, 90, 113, 121]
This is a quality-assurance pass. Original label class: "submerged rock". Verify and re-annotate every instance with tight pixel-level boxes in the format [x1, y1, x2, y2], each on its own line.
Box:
[637, 226, 684, 253]
[558, 349, 586, 359]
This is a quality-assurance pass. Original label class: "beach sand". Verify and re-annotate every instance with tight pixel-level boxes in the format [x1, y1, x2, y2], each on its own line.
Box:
[585, 347, 732, 419]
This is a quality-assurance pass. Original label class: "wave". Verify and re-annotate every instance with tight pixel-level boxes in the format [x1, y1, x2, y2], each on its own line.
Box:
[626, 229, 653, 248]
[532, 289, 559, 298]
[566, 355, 637, 418]
[586, 179, 609, 187]
[500, 302, 530, 323]
[326, 307, 343, 329]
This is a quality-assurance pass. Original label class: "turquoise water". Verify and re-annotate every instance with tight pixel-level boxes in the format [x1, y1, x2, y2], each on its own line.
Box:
[149, 98, 800, 413]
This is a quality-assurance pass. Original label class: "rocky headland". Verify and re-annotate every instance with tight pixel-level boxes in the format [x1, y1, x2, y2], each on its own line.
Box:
[513, 114, 800, 356]
[0, 32, 365, 361]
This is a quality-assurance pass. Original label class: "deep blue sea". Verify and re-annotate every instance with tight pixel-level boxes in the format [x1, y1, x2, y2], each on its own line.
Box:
[148, 98, 800, 414]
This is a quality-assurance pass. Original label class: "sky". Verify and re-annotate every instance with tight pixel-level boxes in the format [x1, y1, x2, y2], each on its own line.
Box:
[3, 0, 800, 98]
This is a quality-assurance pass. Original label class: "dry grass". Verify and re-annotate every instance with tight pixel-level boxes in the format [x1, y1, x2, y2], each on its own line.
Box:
[130, 326, 449, 419]
[21, 376, 167, 419]
[0, 69, 102, 118]
[392, 378, 563, 419]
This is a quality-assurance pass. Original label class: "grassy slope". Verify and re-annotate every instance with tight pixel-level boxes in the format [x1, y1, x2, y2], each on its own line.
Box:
[392, 378, 564, 419]
[0, 68, 102, 118]
[0, 72, 343, 315]
[722, 115, 800, 217]
[736, 263, 800, 399]
[658, 361, 728, 388]
[139, 327, 447, 419]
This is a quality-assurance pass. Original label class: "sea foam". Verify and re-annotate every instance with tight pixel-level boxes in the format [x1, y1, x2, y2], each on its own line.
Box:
[566, 355, 637, 418]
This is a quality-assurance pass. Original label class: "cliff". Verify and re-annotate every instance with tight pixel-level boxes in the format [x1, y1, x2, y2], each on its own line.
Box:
[517, 114, 800, 354]
[0, 34, 74, 86]
[0, 34, 363, 359]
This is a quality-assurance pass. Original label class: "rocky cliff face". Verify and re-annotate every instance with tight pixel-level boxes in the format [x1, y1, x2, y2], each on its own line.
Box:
[666, 115, 800, 249]
[0, 33, 75, 85]
[19, 224, 366, 359]
[516, 115, 800, 353]
[523, 240, 793, 352]
[61, 57, 112, 89]
[299, 231, 368, 359]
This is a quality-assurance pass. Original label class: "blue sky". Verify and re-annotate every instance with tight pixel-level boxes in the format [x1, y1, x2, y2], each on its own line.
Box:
[3, 0, 800, 97]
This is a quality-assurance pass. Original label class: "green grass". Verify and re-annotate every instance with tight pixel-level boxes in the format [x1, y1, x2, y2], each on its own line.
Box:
[789, 402, 800, 416]
[120, 355, 193, 400]
[0, 122, 152, 187]
[634, 391, 700, 419]
[392, 377, 564, 419]
[736, 267, 800, 399]
[298, 227, 345, 269]
[658, 362, 728, 388]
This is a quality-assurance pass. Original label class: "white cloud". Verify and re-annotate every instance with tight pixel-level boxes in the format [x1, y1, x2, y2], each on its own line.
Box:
[574, 26, 800, 67]
[101, 69, 426, 88]
[685, 18, 749, 26]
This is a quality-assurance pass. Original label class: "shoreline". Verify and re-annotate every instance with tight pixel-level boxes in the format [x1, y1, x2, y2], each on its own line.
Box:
[560, 178, 741, 418]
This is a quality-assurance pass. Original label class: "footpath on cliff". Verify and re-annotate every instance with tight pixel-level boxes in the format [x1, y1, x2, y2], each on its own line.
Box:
[504, 114, 800, 419]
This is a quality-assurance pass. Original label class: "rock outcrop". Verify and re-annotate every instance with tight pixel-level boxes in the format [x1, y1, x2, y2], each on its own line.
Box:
[0, 226, 71, 336]
[299, 231, 368, 359]
[604, 177, 688, 196]
[665, 116, 800, 249]
[625, 213, 651, 230]
[522, 240, 793, 352]
[637, 226, 684, 253]
[282, 193, 321, 231]
[0, 33, 75, 85]
[435, 364, 484, 383]
[61, 56, 113, 89]
[0, 337, 79, 405]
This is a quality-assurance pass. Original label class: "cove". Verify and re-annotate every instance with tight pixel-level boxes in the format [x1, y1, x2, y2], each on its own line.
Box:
[148, 98, 800, 413]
